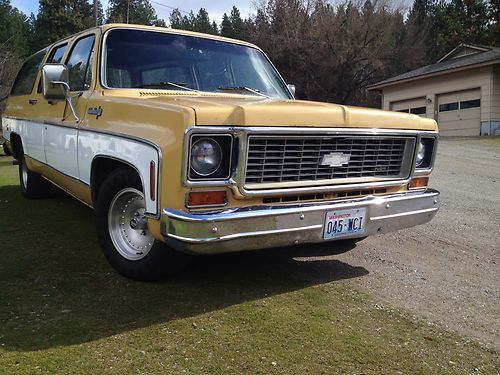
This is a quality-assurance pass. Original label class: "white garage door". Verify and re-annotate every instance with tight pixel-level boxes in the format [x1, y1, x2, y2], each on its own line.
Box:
[391, 97, 427, 117]
[437, 89, 481, 136]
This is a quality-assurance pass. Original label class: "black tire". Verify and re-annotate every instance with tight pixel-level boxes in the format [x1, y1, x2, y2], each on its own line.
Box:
[95, 167, 191, 281]
[19, 153, 51, 199]
[3, 143, 12, 156]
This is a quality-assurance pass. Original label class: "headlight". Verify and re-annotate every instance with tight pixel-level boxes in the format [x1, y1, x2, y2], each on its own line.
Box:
[190, 137, 222, 176]
[416, 139, 426, 167]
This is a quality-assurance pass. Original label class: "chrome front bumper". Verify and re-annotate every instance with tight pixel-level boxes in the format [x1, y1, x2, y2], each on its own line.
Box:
[160, 189, 440, 254]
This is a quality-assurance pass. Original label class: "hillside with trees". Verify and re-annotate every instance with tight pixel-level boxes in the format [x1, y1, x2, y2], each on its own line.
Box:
[0, 0, 498, 112]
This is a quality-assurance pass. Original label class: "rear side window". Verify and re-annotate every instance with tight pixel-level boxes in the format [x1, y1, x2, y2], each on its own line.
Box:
[10, 50, 46, 96]
[66, 35, 95, 91]
[48, 44, 67, 63]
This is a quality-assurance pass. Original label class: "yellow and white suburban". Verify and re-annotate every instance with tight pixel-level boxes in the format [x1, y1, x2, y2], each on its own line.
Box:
[2, 24, 440, 280]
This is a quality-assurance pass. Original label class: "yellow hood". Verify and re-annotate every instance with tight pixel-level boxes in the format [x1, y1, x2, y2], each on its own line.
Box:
[158, 95, 436, 131]
[105, 91, 438, 131]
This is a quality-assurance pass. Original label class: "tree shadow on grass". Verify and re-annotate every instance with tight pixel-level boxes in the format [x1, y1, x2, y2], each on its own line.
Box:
[0, 184, 368, 352]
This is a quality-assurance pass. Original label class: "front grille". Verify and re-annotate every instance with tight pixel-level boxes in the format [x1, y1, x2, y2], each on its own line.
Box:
[245, 135, 412, 187]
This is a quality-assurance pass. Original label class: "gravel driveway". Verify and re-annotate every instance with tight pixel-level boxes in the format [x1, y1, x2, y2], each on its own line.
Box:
[328, 137, 499, 348]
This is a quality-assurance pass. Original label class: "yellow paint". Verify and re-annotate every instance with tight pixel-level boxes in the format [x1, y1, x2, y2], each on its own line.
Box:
[4, 24, 437, 243]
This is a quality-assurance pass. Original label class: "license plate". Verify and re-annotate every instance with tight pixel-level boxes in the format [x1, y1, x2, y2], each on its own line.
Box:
[323, 208, 366, 240]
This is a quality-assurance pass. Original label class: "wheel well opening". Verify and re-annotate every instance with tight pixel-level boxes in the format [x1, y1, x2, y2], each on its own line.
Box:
[9, 133, 22, 160]
[91, 158, 141, 206]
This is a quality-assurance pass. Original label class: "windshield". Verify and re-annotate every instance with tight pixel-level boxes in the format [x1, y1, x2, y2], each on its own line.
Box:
[102, 29, 292, 99]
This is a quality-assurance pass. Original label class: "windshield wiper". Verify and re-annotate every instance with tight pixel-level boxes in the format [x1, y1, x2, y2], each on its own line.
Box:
[135, 81, 199, 92]
[218, 86, 269, 98]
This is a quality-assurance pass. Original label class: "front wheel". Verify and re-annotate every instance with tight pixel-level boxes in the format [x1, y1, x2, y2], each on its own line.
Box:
[95, 167, 191, 281]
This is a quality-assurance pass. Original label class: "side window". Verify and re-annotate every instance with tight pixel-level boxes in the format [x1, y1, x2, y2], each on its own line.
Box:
[66, 35, 95, 91]
[10, 50, 46, 96]
[48, 43, 67, 63]
[37, 43, 68, 93]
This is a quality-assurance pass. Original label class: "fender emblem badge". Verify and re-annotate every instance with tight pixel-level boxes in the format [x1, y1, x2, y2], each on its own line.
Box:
[320, 152, 351, 167]
[87, 106, 103, 119]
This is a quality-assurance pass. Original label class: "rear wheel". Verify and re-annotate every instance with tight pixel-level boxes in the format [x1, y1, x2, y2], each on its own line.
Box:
[19, 152, 51, 199]
[95, 167, 191, 281]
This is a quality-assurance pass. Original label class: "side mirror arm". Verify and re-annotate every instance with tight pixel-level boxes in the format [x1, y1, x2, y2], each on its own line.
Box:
[52, 81, 80, 123]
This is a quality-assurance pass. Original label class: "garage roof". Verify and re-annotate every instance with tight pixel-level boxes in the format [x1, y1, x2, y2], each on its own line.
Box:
[368, 44, 500, 90]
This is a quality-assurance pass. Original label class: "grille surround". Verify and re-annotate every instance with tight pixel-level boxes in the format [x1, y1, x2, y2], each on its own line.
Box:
[244, 135, 415, 189]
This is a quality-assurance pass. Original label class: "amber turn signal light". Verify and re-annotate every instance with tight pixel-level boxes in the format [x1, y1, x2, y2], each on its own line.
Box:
[187, 191, 227, 207]
[409, 177, 429, 189]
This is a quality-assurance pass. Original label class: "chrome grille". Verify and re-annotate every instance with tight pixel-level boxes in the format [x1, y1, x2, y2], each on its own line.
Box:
[245, 135, 413, 187]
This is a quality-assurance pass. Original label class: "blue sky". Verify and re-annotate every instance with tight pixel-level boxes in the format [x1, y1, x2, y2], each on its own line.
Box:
[11, 0, 255, 24]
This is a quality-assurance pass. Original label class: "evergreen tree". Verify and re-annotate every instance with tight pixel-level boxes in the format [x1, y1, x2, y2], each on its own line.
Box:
[431, 0, 492, 59]
[220, 7, 246, 39]
[229, 6, 245, 39]
[32, 0, 95, 51]
[192, 8, 217, 34]
[220, 13, 232, 36]
[169, 8, 184, 28]
[106, 0, 163, 26]
[169, 8, 217, 34]
[0, 0, 30, 56]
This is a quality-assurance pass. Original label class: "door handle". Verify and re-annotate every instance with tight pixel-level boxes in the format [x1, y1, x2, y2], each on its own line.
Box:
[28, 99, 38, 105]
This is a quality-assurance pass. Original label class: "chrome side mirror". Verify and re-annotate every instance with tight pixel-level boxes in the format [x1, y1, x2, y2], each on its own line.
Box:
[42, 64, 69, 101]
[41, 64, 79, 122]
[287, 84, 296, 98]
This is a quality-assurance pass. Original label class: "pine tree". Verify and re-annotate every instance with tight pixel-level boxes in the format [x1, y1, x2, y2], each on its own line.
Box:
[32, 0, 95, 50]
[220, 7, 245, 39]
[0, 0, 30, 56]
[229, 6, 245, 39]
[220, 13, 232, 36]
[192, 8, 217, 34]
[106, 0, 163, 26]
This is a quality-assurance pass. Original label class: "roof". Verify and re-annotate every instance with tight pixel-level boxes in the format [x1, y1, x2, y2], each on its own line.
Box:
[48, 23, 259, 50]
[368, 44, 500, 90]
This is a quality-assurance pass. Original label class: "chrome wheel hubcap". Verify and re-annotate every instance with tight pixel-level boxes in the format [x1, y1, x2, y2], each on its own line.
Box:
[108, 188, 154, 261]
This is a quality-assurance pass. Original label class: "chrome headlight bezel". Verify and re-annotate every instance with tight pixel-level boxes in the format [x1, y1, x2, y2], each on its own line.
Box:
[414, 136, 437, 171]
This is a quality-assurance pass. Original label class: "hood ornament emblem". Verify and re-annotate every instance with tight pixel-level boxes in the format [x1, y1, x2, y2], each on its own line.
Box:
[320, 152, 351, 167]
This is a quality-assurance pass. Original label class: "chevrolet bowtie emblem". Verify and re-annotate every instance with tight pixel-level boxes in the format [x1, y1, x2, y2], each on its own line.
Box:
[320, 152, 351, 167]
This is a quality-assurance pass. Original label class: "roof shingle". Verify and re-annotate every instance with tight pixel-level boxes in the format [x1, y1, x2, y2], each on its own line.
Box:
[369, 47, 500, 89]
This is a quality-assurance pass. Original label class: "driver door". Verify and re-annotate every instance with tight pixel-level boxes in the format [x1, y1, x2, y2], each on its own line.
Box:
[42, 33, 95, 180]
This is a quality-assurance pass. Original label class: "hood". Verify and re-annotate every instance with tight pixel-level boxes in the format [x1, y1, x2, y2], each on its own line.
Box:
[109, 91, 438, 131]
[164, 95, 436, 131]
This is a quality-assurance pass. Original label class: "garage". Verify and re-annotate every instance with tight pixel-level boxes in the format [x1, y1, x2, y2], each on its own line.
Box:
[437, 89, 481, 136]
[368, 43, 500, 136]
[391, 97, 427, 117]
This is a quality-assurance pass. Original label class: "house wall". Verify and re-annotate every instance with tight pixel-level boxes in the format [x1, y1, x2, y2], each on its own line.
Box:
[381, 66, 497, 135]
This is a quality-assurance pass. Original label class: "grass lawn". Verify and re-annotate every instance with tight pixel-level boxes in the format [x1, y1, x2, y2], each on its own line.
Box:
[0, 150, 498, 374]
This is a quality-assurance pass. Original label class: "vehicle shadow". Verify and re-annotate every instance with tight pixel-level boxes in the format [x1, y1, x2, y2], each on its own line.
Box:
[0, 184, 368, 352]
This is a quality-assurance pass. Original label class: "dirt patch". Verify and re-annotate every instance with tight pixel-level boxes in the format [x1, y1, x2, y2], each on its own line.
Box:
[326, 137, 500, 348]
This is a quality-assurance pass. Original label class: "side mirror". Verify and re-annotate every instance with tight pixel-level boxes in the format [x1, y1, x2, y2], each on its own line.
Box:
[41, 64, 79, 122]
[42, 64, 70, 101]
[287, 84, 296, 98]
